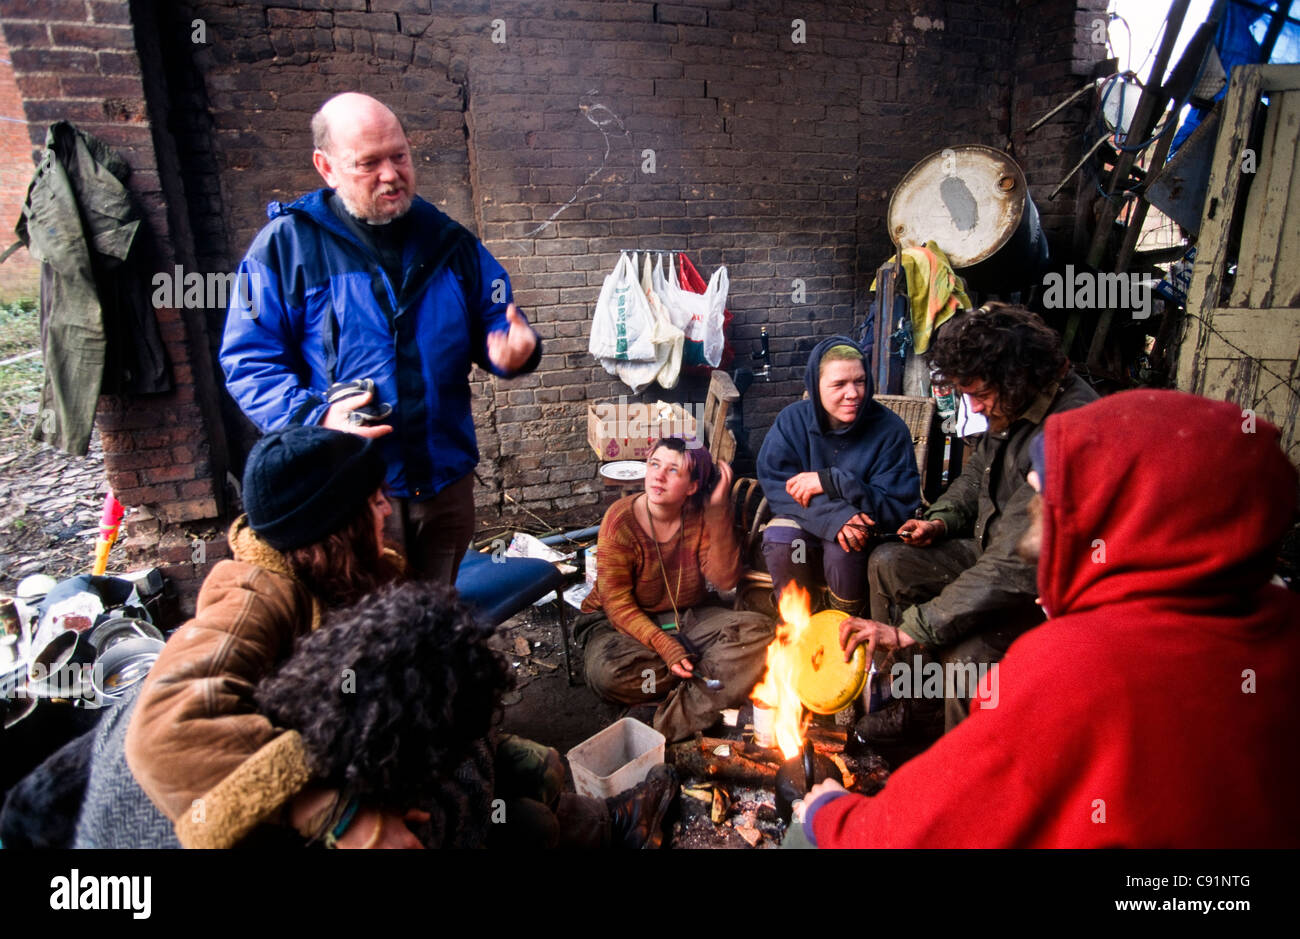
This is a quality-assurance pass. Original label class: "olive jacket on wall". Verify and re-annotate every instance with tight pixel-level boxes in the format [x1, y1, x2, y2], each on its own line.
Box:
[15, 121, 171, 455]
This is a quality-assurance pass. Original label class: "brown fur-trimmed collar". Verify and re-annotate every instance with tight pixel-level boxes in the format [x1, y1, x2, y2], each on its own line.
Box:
[227, 515, 323, 631]
[228, 515, 295, 577]
[225, 516, 407, 630]
[173, 730, 314, 849]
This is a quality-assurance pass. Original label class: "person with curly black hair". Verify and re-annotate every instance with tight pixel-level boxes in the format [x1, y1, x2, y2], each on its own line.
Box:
[246, 580, 678, 849]
[838, 303, 1098, 747]
[94, 425, 417, 849]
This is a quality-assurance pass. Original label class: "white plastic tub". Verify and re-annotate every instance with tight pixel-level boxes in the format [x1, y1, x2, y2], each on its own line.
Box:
[566, 717, 665, 800]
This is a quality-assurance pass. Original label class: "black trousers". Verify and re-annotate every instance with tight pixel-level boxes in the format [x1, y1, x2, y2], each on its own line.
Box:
[384, 474, 476, 585]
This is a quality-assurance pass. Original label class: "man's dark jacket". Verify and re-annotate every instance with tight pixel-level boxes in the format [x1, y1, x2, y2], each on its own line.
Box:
[899, 370, 1098, 645]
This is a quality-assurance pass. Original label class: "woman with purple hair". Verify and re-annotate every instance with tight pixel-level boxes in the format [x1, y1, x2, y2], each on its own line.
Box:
[577, 437, 774, 742]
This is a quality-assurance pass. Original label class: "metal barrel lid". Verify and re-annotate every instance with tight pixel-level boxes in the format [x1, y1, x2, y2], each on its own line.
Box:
[793, 609, 868, 715]
[887, 145, 1029, 268]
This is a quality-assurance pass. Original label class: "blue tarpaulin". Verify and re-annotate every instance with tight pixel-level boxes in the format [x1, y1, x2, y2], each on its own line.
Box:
[1169, 0, 1300, 157]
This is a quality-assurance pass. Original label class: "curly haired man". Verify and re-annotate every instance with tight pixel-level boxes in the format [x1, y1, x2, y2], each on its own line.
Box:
[839, 303, 1097, 745]
[253, 580, 679, 849]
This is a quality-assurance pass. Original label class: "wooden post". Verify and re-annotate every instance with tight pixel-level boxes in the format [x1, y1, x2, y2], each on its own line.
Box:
[1085, 0, 1194, 270]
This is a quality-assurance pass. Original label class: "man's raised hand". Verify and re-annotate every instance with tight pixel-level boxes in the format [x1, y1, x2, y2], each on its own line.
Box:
[486, 303, 538, 373]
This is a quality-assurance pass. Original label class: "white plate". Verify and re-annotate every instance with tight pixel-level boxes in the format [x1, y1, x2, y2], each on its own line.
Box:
[599, 460, 647, 481]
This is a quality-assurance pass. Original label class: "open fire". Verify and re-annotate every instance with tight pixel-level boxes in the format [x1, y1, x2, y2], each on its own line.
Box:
[750, 582, 815, 760]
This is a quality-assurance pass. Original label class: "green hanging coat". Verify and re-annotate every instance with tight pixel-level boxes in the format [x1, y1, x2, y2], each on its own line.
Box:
[15, 121, 171, 455]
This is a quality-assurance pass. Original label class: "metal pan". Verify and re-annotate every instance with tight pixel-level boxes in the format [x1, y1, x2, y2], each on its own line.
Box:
[91, 636, 165, 703]
[86, 615, 163, 653]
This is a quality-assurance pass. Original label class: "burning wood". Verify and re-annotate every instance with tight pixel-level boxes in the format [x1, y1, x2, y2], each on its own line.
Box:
[749, 583, 861, 823]
[667, 583, 872, 841]
[668, 736, 779, 786]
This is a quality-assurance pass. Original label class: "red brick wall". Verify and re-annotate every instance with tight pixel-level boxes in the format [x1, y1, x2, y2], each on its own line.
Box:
[0, 0, 223, 610]
[0, 28, 38, 300]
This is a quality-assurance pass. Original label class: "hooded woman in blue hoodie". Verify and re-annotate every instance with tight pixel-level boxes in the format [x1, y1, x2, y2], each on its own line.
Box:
[757, 337, 921, 613]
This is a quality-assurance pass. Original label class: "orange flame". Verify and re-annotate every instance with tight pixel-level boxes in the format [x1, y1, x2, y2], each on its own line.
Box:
[751, 582, 813, 759]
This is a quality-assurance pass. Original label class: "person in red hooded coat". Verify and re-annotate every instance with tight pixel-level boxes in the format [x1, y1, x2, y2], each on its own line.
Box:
[800, 389, 1300, 847]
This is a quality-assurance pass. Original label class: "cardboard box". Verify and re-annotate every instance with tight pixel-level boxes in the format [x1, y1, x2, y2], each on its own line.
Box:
[587, 398, 701, 461]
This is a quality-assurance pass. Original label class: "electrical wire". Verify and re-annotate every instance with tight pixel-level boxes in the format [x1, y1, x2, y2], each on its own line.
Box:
[1134, 12, 1168, 81]
[1109, 11, 1134, 71]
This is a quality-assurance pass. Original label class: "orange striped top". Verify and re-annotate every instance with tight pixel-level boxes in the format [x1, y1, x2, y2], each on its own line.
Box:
[582, 494, 741, 665]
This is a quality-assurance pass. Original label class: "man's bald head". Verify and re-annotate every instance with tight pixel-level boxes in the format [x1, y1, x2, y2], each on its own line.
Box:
[311, 93, 407, 155]
[310, 93, 416, 223]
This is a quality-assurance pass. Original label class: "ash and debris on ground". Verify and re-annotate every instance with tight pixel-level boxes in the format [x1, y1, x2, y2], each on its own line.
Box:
[0, 419, 123, 595]
[492, 599, 901, 849]
[674, 782, 786, 849]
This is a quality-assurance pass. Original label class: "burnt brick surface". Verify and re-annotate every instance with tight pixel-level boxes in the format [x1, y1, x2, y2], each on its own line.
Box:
[1, 0, 1107, 545]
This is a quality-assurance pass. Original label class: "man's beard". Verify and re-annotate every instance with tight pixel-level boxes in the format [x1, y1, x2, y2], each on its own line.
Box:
[338, 187, 412, 224]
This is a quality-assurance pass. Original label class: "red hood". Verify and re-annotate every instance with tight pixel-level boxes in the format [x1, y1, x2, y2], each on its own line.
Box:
[1038, 390, 1297, 617]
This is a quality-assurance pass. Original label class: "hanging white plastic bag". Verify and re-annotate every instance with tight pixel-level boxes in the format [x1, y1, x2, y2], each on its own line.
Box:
[653, 253, 692, 333]
[673, 264, 728, 368]
[590, 251, 656, 363]
[608, 353, 664, 394]
[642, 253, 683, 390]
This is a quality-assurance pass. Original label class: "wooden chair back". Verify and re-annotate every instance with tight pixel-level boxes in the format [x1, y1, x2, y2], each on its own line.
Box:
[702, 369, 739, 464]
[873, 394, 936, 505]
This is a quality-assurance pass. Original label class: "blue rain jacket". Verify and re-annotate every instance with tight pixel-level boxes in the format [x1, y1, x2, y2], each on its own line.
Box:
[220, 190, 540, 500]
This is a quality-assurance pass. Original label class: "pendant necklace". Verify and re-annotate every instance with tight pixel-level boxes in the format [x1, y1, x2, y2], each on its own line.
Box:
[645, 495, 684, 629]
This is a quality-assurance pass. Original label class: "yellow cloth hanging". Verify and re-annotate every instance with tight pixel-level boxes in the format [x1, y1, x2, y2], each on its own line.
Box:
[873, 241, 972, 354]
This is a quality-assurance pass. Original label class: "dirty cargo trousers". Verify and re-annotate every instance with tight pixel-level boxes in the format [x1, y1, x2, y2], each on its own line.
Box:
[580, 604, 775, 743]
[867, 539, 1043, 731]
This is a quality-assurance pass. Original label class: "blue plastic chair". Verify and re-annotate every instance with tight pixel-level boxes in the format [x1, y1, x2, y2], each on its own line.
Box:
[454, 549, 573, 684]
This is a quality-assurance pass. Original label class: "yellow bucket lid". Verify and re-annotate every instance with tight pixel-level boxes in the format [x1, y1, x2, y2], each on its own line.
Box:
[793, 609, 868, 715]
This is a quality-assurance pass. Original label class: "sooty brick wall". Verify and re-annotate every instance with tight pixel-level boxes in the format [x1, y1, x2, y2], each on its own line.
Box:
[1009, 0, 1111, 256]
[2, 0, 1109, 553]
[168, 0, 1106, 535]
